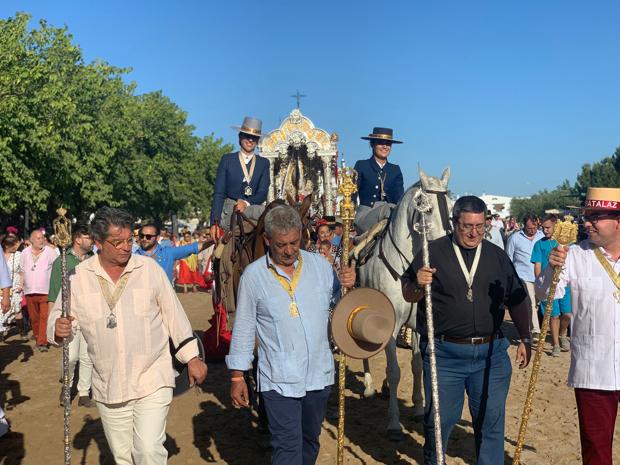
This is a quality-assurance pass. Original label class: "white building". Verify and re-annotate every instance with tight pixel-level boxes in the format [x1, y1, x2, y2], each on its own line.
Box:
[478, 194, 514, 218]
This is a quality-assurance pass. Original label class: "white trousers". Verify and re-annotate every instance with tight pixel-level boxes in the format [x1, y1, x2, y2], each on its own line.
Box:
[63, 329, 93, 397]
[524, 281, 541, 333]
[97, 387, 173, 465]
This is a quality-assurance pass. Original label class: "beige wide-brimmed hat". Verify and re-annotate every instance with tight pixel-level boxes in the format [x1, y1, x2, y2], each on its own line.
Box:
[232, 116, 263, 138]
[331, 288, 396, 359]
[584, 187, 620, 211]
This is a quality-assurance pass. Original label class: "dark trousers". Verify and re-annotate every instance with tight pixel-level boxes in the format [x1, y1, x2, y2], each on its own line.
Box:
[262, 387, 331, 465]
[26, 294, 48, 346]
[421, 337, 512, 465]
[575, 388, 620, 465]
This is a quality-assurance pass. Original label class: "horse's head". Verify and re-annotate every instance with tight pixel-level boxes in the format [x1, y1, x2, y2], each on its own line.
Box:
[401, 167, 453, 244]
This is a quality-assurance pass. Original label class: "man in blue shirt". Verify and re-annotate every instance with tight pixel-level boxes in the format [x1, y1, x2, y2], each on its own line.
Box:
[227, 205, 355, 465]
[506, 216, 545, 340]
[531, 214, 572, 357]
[134, 224, 211, 284]
[353, 127, 405, 233]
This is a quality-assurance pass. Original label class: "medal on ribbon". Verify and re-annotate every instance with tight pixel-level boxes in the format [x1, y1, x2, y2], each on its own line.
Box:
[239, 153, 256, 198]
[267, 254, 304, 318]
[452, 239, 482, 303]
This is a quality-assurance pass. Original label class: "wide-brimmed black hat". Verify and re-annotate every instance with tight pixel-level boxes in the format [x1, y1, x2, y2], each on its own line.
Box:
[361, 127, 402, 144]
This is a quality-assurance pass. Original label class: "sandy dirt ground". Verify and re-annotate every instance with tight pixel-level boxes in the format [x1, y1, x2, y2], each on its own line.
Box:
[1, 291, 619, 465]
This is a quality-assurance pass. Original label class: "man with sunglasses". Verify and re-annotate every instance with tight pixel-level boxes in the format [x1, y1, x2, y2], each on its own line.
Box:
[353, 127, 404, 234]
[209, 116, 270, 239]
[49, 206, 207, 465]
[402, 195, 532, 465]
[540, 187, 620, 465]
[134, 224, 212, 284]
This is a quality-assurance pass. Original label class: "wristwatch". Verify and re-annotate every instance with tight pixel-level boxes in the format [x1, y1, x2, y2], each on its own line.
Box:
[520, 338, 532, 344]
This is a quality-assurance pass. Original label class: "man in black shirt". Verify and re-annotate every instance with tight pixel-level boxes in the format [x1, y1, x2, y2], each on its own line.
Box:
[402, 195, 532, 465]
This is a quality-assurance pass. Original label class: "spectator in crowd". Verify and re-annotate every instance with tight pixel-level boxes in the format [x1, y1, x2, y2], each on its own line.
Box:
[506, 216, 544, 341]
[20, 229, 59, 351]
[134, 224, 211, 285]
[531, 214, 571, 357]
[1, 234, 24, 338]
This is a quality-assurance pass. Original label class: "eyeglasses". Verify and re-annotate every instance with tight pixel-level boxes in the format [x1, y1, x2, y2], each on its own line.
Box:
[105, 237, 133, 249]
[138, 233, 157, 240]
[456, 222, 485, 233]
[240, 134, 260, 143]
[583, 214, 619, 224]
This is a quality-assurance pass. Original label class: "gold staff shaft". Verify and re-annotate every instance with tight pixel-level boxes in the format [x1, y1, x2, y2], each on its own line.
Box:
[512, 265, 562, 464]
[336, 166, 357, 465]
[512, 217, 577, 465]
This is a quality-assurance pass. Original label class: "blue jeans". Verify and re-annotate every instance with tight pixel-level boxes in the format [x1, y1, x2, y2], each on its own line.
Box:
[420, 337, 512, 465]
[262, 386, 331, 465]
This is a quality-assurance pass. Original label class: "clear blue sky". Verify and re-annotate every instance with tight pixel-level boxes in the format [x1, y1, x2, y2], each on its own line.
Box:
[3, 0, 619, 197]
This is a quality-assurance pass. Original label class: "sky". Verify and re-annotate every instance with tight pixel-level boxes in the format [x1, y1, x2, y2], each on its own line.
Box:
[2, 0, 619, 197]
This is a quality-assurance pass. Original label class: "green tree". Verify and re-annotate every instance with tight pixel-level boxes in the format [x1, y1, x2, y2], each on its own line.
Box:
[572, 147, 620, 199]
[510, 180, 578, 220]
[0, 13, 231, 228]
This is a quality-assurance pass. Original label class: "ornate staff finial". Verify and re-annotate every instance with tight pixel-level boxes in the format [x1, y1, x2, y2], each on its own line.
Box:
[53, 208, 72, 248]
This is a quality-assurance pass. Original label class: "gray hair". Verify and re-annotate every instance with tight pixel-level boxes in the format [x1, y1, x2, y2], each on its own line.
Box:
[90, 206, 134, 242]
[264, 205, 302, 237]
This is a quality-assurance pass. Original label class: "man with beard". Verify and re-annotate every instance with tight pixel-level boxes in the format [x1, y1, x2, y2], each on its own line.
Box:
[134, 224, 211, 284]
[539, 187, 620, 465]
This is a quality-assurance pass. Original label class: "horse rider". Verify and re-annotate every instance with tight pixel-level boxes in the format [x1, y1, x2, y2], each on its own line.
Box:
[210, 116, 271, 239]
[353, 127, 405, 234]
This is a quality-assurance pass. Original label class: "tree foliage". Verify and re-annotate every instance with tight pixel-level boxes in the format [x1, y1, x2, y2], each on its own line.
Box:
[0, 13, 232, 226]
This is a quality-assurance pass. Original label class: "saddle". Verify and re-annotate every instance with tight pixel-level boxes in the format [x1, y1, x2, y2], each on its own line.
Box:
[351, 218, 389, 267]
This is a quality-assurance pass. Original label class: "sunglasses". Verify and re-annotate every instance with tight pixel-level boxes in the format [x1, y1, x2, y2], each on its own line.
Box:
[138, 233, 157, 240]
[583, 214, 619, 224]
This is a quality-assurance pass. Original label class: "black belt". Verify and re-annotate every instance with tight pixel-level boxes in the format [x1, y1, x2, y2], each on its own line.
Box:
[437, 331, 503, 345]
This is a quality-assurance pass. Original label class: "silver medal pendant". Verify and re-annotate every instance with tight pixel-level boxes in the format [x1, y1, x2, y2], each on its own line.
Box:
[106, 313, 117, 329]
[466, 288, 473, 302]
[244, 185, 253, 196]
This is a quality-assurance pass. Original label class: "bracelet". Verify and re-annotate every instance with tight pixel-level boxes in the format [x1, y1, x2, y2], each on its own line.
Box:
[231, 376, 245, 382]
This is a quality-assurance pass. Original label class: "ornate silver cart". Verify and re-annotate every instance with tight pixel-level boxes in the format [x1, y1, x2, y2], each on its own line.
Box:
[259, 108, 340, 216]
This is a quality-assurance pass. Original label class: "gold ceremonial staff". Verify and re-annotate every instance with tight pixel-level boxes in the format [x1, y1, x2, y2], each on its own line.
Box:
[512, 216, 578, 464]
[336, 165, 357, 465]
[53, 208, 73, 465]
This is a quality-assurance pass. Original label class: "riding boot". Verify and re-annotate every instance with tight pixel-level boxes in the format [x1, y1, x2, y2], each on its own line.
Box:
[16, 319, 26, 337]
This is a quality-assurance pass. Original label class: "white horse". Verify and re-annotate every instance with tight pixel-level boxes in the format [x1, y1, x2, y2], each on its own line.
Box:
[357, 168, 453, 441]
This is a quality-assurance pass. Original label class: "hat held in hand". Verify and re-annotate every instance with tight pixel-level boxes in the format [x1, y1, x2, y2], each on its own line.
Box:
[331, 288, 396, 359]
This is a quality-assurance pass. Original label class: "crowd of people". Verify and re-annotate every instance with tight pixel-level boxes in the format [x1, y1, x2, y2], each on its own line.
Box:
[0, 114, 617, 465]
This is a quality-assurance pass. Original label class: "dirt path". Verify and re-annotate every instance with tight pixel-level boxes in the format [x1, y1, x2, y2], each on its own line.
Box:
[1, 292, 618, 464]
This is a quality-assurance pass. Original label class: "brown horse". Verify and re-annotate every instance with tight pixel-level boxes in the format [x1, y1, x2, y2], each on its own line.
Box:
[213, 194, 314, 326]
